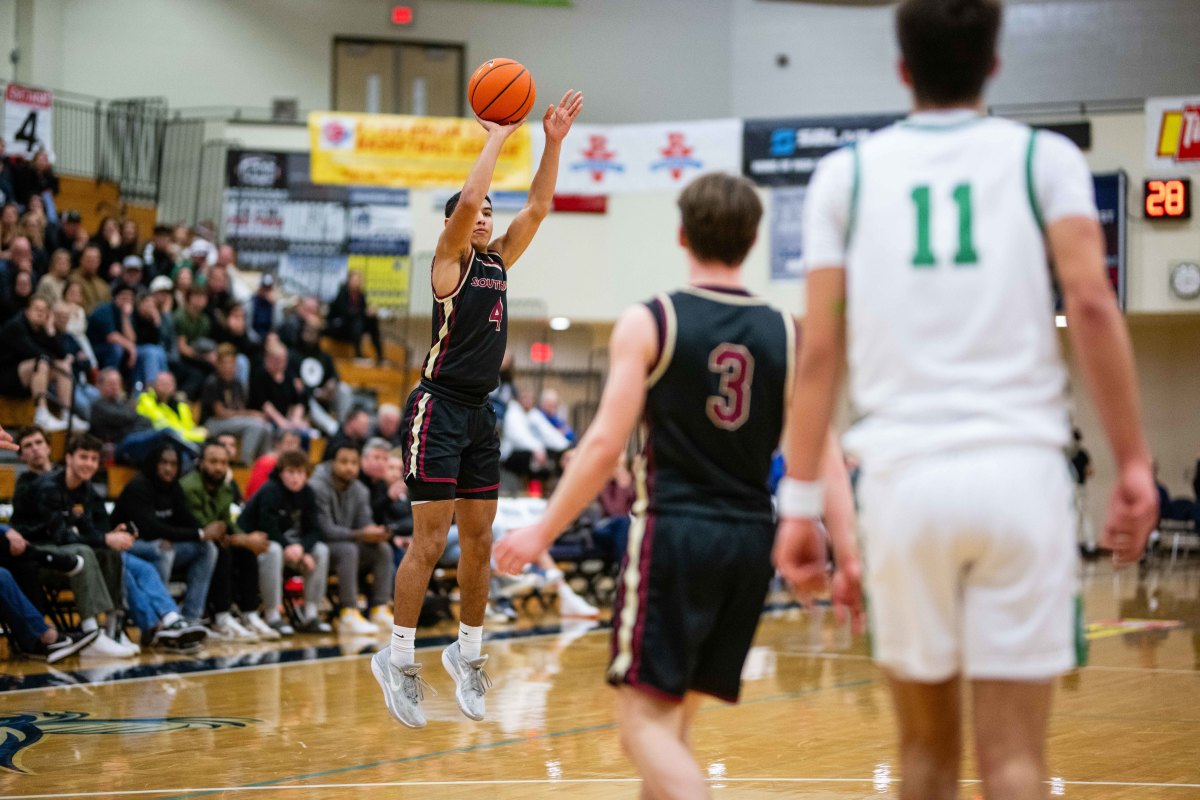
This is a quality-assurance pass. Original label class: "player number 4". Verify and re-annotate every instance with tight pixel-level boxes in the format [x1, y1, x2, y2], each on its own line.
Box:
[911, 183, 978, 268]
[489, 300, 503, 331]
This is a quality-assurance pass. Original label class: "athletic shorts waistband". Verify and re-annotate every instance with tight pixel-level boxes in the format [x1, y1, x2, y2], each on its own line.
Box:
[418, 379, 489, 408]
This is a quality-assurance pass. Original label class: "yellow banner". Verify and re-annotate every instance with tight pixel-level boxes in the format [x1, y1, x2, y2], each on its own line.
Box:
[309, 112, 532, 189]
[350, 254, 411, 310]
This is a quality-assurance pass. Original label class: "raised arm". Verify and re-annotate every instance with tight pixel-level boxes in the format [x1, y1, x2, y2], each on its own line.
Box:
[432, 119, 523, 298]
[494, 302, 655, 574]
[490, 91, 583, 269]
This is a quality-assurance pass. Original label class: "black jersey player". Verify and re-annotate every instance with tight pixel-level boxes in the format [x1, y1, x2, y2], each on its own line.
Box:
[373, 90, 583, 729]
[495, 173, 859, 798]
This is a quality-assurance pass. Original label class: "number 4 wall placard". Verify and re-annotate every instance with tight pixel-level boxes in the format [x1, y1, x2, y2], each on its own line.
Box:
[3, 83, 53, 161]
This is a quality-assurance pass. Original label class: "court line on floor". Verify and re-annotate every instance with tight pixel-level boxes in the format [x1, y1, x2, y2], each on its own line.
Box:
[0, 625, 597, 695]
[777, 650, 1200, 675]
[9, 776, 1200, 798]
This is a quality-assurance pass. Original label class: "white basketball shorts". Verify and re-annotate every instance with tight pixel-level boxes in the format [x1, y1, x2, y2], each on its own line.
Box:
[858, 445, 1078, 683]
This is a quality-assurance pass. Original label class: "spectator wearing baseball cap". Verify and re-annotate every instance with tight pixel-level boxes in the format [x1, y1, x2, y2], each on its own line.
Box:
[117, 255, 145, 292]
[249, 273, 277, 344]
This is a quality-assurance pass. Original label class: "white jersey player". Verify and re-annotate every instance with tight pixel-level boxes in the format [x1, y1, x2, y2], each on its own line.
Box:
[773, 1, 1157, 798]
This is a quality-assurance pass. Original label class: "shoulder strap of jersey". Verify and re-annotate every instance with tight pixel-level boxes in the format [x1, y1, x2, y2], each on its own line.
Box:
[644, 293, 677, 388]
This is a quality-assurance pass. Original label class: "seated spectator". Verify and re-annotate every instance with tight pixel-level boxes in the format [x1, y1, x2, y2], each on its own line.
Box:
[1, 498, 86, 620]
[14, 149, 59, 217]
[294, 322, 352, 435]
[90, 216, 124, 278]
[247, 273, 277, 344]
[115, 256, 145, 294]
[174, 285, 217, 388]
[359, 438, 394, 529]
[142, 224, 177, 283]
[180, 439, 274, 640]
[0, 566, 98, 661]
[87, 282, 138, 376]
[322, 406, 370, 463]
[593, 454, 636, 563]
[35, 248, 72, 305]
[50, 209, 86, 261]
[0, 203, 18, 255]
[118, 220, 140, 267]
[246, 428, 303, 499]
[214, 244, 252, 305]
[71, 245, 110, 314]
[0, 267, 34, 322]
[203, 264, 236, 328]
[199, 344, 271, 464]
[0, 296, 81, 432]
[131, 288, 171, 388]
[278, 296, 322, 350]
[23, 434, 207, 651]
[213, 304, 255, 386]
[90, 367, 192, 467]
[111, 440, 220, 627]
[238, 449, 331, 633]
[212, 432, 246, 503]
[501, 390, 570, 483]
[136, 370, 206, 445]
[535, 389, 575, 444]
[375, 403, 403, 448]
[325, 270, 382, 362]
[310, 443, 392, 633]
[18, 210, 49, 273]
[10, 434, 134, 657]
[250, 342, 313, 437]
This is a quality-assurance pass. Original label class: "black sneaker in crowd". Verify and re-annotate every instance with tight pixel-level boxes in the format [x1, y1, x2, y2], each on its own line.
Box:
[295, 615, 332, 634]
[150, 619, 209, 650]
[27, 629, 100, 664]
[27, 548, 85, 576]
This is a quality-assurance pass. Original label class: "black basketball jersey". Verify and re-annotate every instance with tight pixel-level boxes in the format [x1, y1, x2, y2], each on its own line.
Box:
[639, 286, 795, 521]
[419, 249, 508, 404]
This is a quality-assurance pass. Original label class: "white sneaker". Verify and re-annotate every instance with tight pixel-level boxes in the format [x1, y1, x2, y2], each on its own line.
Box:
[368, 606, 393, 627]
[243, 612, 282, 640]
[61, 413, 89, 432]
[495, 572, 539, 598]
[558, 585, 599, 618]
[338, 609, 380, 635]
[82, 631, 137, 659]
[212, 615, 259, 642]
[117, 631, 142, 654]
[442, 641, 492, 721]
[540, 568, 565, 590]
[484, 604, 508, 624]
[34, 406, 68, 433]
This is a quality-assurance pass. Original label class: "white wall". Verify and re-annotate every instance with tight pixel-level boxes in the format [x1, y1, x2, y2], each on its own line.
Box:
[49, 0, 730, 124]
[731, 0, 1200, 119]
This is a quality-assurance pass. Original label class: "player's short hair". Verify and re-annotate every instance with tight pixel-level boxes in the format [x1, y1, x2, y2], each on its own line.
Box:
[677, 173, 762, 267]
[65, 433, 103, 456]
[444, 191, 493, 219]
[277, 449, 310, 474]
[16, 425, 46, 452]
[896, 0, 1002, 106]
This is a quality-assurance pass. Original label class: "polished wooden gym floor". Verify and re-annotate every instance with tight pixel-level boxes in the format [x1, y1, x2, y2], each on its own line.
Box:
[1, 560, 1197, 799]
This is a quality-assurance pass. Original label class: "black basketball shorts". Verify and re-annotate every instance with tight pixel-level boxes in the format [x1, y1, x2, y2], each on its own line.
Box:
[606, 510, 775, 703]
[400, 386, 500, 502]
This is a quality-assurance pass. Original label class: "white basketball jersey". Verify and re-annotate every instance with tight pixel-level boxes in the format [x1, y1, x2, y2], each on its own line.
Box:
[803, 110, 1099, 469]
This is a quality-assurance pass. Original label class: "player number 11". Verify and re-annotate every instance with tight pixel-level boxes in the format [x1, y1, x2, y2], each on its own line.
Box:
[911, 183, 979, 268]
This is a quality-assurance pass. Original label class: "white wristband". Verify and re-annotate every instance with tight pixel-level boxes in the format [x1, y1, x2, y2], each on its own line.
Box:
[777, 477, 824, 519]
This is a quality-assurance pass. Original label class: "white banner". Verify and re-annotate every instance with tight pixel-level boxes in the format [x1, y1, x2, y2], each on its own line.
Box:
[3, 83, 54, 161]
[1145, 96, 1200, 175]
[533, 119, 743, 195]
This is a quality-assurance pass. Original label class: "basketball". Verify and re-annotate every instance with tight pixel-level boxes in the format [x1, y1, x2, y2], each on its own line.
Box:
[468, 57, 537, 125]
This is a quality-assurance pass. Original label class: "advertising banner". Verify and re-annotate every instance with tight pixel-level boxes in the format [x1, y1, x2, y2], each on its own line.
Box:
[3, 83, 54, 161]
[1145, 96, 1200, 175]
[309, 112, 532, 189]
[541, 119, 742, 195]
[769, 186, 807, 280]
[743, 114, 899, 187]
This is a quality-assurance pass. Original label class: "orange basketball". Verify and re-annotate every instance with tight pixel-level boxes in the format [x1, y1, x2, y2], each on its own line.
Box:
[468, 58, 537, 125]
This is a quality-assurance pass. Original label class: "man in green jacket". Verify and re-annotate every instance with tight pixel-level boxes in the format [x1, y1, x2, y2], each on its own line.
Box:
[181, 438, 282, 641]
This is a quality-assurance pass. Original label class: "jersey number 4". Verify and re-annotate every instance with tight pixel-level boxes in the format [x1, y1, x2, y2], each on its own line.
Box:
[706, 344, 754, 431]
[911, 183, 979, 268]
[489, 300, 503, 331]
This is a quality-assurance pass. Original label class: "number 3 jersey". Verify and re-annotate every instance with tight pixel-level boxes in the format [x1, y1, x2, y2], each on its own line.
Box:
[803, 110, 1099, 469]
[419, 249, 508, 405]
[639, 287, 794, 522]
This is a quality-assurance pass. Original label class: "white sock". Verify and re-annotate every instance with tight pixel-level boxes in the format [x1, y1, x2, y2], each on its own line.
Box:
[391, 625, 416, 668]
[545, 568, 565, 587]
[215, 612, 233, 626]
[81, 617, 98, 633]
[161, 611, 181, 628]
[459, 623, 483, 661]
[304, 602, 319, 620]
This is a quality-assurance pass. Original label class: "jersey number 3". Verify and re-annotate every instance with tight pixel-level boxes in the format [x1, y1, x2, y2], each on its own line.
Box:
[706, 344, 754, 431]
[489, 300, 504, 331]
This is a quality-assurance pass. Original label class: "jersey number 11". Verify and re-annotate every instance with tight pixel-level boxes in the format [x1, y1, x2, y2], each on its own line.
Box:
[910, 183, 979, 268]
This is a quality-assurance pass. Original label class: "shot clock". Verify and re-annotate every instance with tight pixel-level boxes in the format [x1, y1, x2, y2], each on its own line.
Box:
[1143, 178, 1191, 220]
